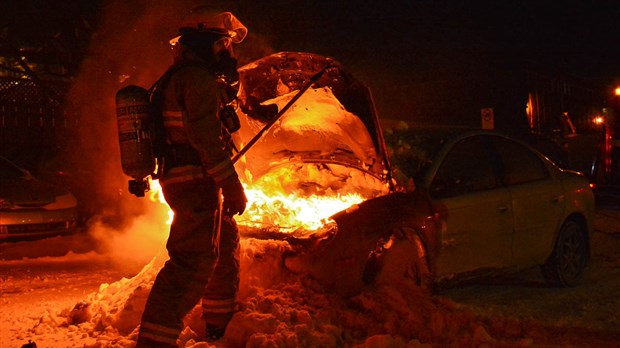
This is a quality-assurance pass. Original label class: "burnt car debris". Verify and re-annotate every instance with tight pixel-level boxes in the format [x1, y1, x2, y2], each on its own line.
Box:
[222, 52, 595, 295]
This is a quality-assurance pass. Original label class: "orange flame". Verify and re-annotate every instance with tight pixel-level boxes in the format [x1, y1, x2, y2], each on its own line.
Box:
[148, 179, 173, 225]
[146, 164, 387, 235]
[237, 165, 387, 233]
[240, 187, 365, 231]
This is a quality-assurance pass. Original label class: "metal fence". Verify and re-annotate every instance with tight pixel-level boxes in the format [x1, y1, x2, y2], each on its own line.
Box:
[0, 76, 77, 168]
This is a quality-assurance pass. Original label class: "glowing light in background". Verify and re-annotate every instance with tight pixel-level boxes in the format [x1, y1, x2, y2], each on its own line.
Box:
[593, 115, 605, 125]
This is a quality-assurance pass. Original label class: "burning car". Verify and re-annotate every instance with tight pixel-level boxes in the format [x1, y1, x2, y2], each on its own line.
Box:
[226, 52, 595, 295]
[232, 52, 391, 232]
[284, 126, 594, 295]
[0, 156, 78, 240]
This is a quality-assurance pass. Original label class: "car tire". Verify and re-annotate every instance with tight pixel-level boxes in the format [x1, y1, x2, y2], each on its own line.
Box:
[541, 219, 589, 287]
[372, 234, 431, 289]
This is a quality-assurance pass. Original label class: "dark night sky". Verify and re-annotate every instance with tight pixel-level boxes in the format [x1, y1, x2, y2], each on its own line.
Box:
[1, 0, 619, 120]
[2, 1, 618, 80]
[245, 1, 619, 83]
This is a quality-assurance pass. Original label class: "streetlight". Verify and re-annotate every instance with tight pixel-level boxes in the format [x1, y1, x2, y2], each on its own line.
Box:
[594, 115, 605, 125]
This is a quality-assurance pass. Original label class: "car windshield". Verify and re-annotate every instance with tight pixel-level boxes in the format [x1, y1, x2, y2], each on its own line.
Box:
[384, 127, 463, 185]
[0, 157, 25, 181]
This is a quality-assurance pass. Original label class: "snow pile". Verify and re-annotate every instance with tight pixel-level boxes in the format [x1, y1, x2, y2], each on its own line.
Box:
[2, 188, 540, 347]
[16, 233, 539, 348]
[10, 210, 620, 347]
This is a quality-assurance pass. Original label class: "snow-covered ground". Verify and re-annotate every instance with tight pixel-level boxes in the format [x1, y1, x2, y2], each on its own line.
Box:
[1, 208, 620, 348]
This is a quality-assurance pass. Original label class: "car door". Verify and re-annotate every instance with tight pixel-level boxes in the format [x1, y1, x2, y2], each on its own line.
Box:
[492, 136, 565, 265]
[429, 135, 514, 277]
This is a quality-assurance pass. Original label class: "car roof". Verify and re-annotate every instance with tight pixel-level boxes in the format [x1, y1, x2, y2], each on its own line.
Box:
[383, 123, 549, 187]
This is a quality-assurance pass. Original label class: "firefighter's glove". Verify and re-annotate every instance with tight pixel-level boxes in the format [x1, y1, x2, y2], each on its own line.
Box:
[220, 176, 247, 216]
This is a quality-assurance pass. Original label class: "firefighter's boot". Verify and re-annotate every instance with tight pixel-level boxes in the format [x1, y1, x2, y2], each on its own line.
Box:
[205, 323, 227, 341]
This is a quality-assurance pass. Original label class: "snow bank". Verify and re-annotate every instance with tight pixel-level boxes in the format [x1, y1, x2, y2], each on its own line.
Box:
[14, 208, 617, 348]
[17, 233, 537, 348]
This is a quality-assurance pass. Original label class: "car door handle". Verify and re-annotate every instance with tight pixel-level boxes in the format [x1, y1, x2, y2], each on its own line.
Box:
[497, 205, 509, 213]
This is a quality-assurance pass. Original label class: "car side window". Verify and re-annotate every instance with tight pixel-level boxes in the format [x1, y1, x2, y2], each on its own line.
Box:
[493, 137, 550, 185]
[430, 136, 499, 199]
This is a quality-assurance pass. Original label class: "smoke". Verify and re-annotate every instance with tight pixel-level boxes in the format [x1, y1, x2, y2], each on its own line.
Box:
[61, 0, 275, 265]
[86, 204, 170, 273]
[65, 0, 273, 221]
[59, 0, 189, 267]
[64, 0, 185, 226]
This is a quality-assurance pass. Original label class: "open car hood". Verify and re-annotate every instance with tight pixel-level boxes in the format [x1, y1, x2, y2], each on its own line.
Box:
[232, 52, 391, 186]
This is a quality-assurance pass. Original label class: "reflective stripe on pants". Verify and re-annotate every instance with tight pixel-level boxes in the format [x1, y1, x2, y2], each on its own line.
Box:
[136, 321, 180, 347]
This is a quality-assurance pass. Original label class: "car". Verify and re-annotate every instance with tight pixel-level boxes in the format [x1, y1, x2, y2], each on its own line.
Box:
[232, 52, 595, 295]
[283, 126, 595, 294]
[0, 155, 78, 240]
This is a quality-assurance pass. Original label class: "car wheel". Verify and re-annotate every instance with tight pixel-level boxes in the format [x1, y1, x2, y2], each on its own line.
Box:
[541, 219, 588, 287]
[371, 233, 431, 289]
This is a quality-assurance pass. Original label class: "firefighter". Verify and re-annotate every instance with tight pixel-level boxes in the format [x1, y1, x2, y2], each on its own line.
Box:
[135, 7, 248, 347]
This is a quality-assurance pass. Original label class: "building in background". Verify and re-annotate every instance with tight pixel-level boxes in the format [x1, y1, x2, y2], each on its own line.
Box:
[0, 22, 88, 170]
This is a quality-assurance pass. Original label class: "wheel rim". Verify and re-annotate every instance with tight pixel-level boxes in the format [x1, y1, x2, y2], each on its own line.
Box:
[558, 222, 586, 281]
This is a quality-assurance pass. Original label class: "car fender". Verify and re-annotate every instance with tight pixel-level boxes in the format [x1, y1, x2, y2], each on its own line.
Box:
[558, 170, 595, 236]
[538, 170, 594, 263]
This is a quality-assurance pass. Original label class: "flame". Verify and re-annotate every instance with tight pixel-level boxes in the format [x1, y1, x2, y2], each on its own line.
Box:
[144, 164, 387, 235]
[148, 179, 173, 225]
[237, 164, 387, 234]
[240, 187, 365, 231]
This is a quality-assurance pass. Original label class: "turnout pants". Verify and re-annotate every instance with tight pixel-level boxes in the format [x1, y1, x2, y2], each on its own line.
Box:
[136, 179, 240, 347]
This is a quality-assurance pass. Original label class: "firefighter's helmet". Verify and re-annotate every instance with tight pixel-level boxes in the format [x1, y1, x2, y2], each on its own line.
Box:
[170, 7, 247, 46]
